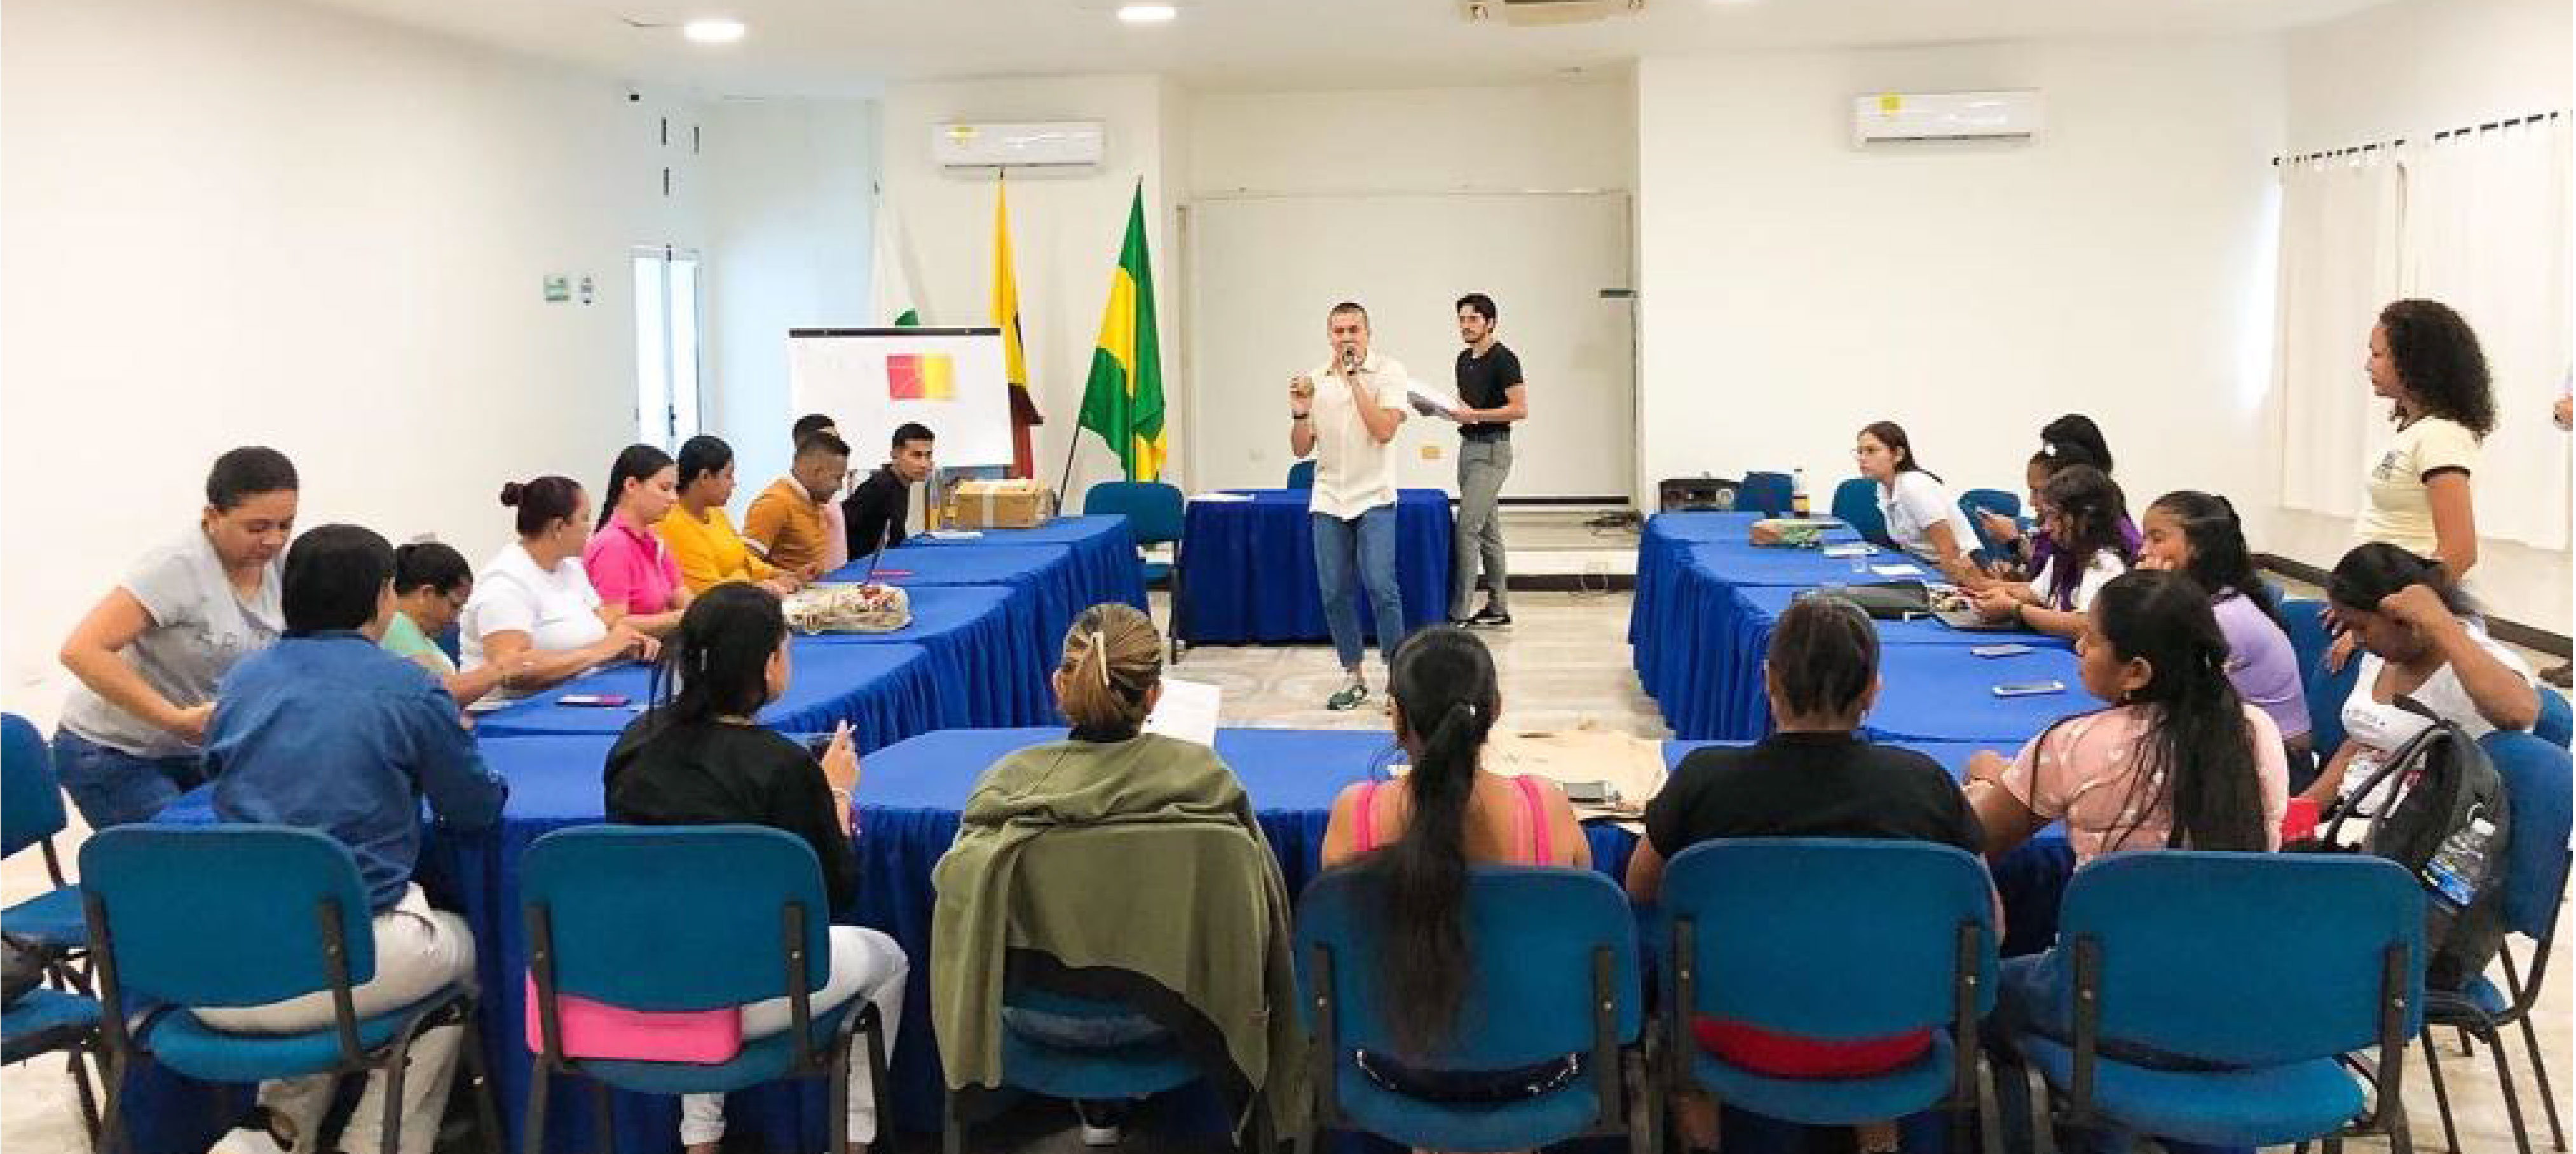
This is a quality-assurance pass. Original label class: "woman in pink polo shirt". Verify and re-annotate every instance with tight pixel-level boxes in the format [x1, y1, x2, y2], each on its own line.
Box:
[583, 444, 693, 638]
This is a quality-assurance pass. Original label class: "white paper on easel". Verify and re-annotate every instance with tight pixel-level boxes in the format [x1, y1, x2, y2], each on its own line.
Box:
[1141, 677, 1221, 747]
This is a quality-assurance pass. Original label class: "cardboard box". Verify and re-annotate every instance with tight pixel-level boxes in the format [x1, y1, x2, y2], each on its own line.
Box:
[944, 479, 1054, 529]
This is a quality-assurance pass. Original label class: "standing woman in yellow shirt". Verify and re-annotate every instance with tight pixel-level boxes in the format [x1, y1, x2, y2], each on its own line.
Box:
[659, 435, 803, 597]
[2329, 300, 2495, 669]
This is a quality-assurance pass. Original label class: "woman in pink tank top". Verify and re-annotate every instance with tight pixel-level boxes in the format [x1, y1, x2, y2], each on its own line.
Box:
[1318, 627, 1587, 1149]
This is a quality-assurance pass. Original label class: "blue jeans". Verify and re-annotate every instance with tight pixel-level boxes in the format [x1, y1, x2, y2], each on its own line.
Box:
[1311, 508, 1407, 671]
[51, 728, 204, 829]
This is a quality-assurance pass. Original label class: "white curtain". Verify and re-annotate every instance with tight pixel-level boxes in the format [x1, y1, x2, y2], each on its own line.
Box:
[2275, 151, 2402, 521]
[2397, 115, 2574, 551]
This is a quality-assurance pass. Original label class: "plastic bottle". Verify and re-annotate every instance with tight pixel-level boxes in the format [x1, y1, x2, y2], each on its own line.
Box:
[1791, 468, 1811, 516]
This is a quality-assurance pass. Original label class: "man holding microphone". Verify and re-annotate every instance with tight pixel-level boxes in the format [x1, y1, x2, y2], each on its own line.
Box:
[1291, 301, 1410, 710]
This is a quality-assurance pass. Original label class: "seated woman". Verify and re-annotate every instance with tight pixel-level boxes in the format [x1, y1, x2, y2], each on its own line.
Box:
[1970, 465, 2133, 640]
[1966, 569, 2289, 867]
[1967, 570, 2286, 1153]
[2300, 543, 2539, 808]
[460, 476, 652, 695]
[1853, 421, 1985, 588]
[1625, 595, 1985, 1154]
[1316, 627, 1586, 1146]
[658, 435, 800, 597]
[604, 584, 908, 1154]
[382, 541, 517, 707]
[55, 446, 297, 829]
[1976, 435, 2140, 580]
[2135, 491, 2313, 766]
[933, 603, 1293, 1147]
[582, 445, 693, 637]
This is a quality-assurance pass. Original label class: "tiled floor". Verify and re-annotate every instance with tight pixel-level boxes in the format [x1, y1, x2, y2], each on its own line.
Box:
[4, 514, 2565, 1153]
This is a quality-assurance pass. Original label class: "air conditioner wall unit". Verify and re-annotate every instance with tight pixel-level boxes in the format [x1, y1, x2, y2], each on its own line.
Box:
[1852, 90, 2043, 145]
[934, 121, 1105, 168]
[1461, 0, 1643, 27]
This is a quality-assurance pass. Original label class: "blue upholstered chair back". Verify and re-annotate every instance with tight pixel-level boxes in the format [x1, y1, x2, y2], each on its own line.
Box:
[1738, 472, 1794, 519]
[2537, 685, 2571, 750]
[1295, 865, 1640, 1069]
[522, 825, 831, 1011]
[1, 714, 65, 860]
[1958, 489, 2023, 552]
[1661, 839, 1996, 1037]
[2280, 598, 2358, 759]
[1830, 478, 1888, 546]
[1285, 460, 1316, 491]
[81, 825, 378, 1008]
[2058, 851, 2424, 1066]
[1082, 481, 1186, 547]
[2480, 732, 2573, 937]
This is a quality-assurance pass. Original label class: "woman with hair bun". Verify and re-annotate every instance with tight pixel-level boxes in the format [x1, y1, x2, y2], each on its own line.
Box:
[459, 475, 653, 695]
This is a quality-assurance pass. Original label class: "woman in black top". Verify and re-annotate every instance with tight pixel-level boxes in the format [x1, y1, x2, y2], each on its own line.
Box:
[603, 584, 908, 1153]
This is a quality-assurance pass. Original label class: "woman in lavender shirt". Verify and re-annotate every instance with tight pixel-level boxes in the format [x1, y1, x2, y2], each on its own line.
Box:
[2135, 491, 2314, 773]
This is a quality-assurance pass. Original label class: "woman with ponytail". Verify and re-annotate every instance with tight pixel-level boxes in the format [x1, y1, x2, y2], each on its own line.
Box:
[2136, 492, 2312, 763]
[1316, 626, 1586, 1128]
[1966, 569, 2287, 865]
[459, 475, 652, 693]
[582, 444, 693, 635]
[605, 584, 908, 1154]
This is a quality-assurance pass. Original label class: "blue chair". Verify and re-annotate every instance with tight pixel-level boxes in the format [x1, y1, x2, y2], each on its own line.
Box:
[1296, 866, 1650, 1154]
[1831, 478, 1890, 547]
[2537, 685, 2570, 750]
[1082, 480, 1185, 585]
[81, 824, 500, 1154]
[1, 714, 85, 970]
[3, 988, 103, 1140]
[1285, 460, 1316, 491]
[1958, 489, 2024, 554]
[2418, 732, 2573, 1154]
[1738, 472, 1794, 518]
[522, 825, 889, 1154]
[1659, 840, 1994, 1150]
[944, 823, 1286, 1153]
[2281, 598, 2359, 790]
[2004, 852, 2423, 1150]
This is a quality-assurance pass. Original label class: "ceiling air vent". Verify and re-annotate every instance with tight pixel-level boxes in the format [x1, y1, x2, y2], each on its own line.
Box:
[1462, 0, 1643, 27]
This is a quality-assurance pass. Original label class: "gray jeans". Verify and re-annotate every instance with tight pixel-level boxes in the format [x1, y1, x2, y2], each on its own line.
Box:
[1452, 436, 1513, 616]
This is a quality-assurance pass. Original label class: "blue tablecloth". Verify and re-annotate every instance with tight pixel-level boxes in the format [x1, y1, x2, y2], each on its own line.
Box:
[1628, 513, 1860, 677]
[1860, 644, 2091, 745]
[829, 543, 1086, 666]
[470, 642, 938, 750]
[908, 515, 1148, 618]
[801, 585, 1050, 729]
[1176, 489, 1454, 645]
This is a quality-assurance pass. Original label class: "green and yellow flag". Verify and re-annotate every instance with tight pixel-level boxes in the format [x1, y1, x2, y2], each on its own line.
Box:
[1077, 182, 1164, 482]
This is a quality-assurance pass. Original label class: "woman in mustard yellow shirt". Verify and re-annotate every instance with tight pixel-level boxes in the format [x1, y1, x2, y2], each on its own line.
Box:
[659, 436, 804, 597]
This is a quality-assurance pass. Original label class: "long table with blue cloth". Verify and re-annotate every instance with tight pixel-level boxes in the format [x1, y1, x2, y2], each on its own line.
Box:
[128, 724, 2072, 1154]
[1176, 488, 1454, 645]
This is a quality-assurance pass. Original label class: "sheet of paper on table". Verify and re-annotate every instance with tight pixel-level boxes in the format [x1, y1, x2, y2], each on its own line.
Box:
[1188, 491, 1256, 503]
[1871, 563, 1926, 577]
[1141, 677, 1221, 747]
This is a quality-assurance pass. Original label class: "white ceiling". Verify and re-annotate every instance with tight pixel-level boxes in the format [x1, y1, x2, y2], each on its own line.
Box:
[301, 0, 2397, 97]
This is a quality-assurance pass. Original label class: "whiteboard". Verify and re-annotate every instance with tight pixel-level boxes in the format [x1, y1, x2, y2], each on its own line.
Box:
[786, 327, 1013, 468]
[1184, 194, 1635, 499]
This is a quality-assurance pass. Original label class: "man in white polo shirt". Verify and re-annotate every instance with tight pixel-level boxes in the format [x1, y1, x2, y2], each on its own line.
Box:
[1290, 301, 1411, 710]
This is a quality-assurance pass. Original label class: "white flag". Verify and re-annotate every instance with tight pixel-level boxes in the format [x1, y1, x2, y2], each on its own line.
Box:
[869, 193, 924, 327]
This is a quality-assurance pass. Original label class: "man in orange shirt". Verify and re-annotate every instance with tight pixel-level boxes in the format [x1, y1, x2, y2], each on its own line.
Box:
[743, 431, 849, 579]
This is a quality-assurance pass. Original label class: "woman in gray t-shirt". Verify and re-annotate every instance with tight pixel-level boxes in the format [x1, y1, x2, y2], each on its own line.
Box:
[53, 447, 297, 828]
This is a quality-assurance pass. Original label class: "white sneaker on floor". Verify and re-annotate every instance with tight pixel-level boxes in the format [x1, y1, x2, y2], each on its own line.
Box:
[1079, 1122, 1124, 1147]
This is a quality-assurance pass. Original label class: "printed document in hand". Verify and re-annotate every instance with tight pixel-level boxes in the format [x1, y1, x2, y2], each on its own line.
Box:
[1405, 381, 1465, 418]
[1141, 677, 1221, 747]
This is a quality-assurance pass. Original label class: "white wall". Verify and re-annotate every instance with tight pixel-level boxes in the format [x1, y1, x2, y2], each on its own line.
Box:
[701, 97, 880, 493]
[1188, 81, 1636, 195]
[2265, 0, 2573, 634]
[876, 75, 1181, 496]
[1635, 39, 2285, 529]
[0, 0, 704, 719]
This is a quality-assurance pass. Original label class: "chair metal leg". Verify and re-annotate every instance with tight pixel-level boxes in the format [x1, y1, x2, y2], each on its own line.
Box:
[65, 1039, 103, 1141]
[459, 1014, 504, 1153]
[522, 1066, 552, 1154]
[2488, 1024, 2538, 1154]
[826, 1029, 854, 1154]
[2509, 970, 2570, 1151]
[862, 1011, 891, 1153]
[589, 1078, 618, 1154]
[2424, 1027, 2465, 1154]
[95, 1050, 128, 1154]
[2460, 1027, 2477, 1058]
[378, 1028, 414, 1154]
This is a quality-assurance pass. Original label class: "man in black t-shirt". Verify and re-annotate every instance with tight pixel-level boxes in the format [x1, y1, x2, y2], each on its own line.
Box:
[842, 422, 937, 562]
[1438, 293, 1527, 627]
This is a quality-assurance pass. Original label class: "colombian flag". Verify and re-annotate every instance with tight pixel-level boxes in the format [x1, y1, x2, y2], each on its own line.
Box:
[1077, 182, 1164, 482]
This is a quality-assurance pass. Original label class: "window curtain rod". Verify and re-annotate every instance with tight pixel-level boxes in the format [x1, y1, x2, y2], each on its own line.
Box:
[2271, 139, 2404, 167]
[2430, 109, 2564, 142]
[2273, 110, 2570, 165]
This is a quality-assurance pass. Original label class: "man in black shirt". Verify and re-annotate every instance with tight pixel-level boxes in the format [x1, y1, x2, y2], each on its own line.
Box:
[842, 422, 936, 561]
[1442, 294, 1527, 627]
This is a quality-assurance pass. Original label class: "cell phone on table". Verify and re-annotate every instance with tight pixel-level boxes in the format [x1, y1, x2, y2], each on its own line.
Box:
[1991, 681, 2065, 698]
[1560, 780, 1615, 804]
[1970, 644, 2033, 658]
[557, 693, 631, 708]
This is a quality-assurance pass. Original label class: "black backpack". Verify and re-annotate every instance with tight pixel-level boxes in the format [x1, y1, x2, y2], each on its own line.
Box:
[2299, 701, 2511, 990]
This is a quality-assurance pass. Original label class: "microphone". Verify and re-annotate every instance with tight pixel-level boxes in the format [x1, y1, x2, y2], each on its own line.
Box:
[1341, 346, 1360, 375]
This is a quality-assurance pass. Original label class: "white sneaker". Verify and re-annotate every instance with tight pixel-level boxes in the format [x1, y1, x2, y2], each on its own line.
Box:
[1079, 1122, 1124, 1147]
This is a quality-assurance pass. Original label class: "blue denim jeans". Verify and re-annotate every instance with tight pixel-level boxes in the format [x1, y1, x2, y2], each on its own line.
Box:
[1311, 507, 1406, 671]
[51, 728, 204, 829]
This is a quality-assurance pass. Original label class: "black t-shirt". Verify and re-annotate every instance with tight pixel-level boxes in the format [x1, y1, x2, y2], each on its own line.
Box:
[1453, 343, 1524, 441]
[604, 716, 858, 912]
[1643, 731, 1984, 860]
[840, 466, 910, 561]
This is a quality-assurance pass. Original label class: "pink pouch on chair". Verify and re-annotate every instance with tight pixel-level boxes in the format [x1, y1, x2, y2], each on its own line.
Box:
[522, 974, 744, 1063]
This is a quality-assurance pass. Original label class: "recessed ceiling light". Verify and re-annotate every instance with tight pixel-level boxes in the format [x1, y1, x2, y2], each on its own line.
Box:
[682, 17, 746, 44]
[1117, 4, 1178, 24]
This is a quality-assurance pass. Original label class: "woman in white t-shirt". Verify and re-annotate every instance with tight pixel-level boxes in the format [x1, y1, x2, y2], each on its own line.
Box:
[461, 475, 655, 694]
[2300, 543, 2540, 808]
[2357, 299, 2494, 579]
[1854, 421, 1984, 588]
[1970, 465, 2133, 640]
